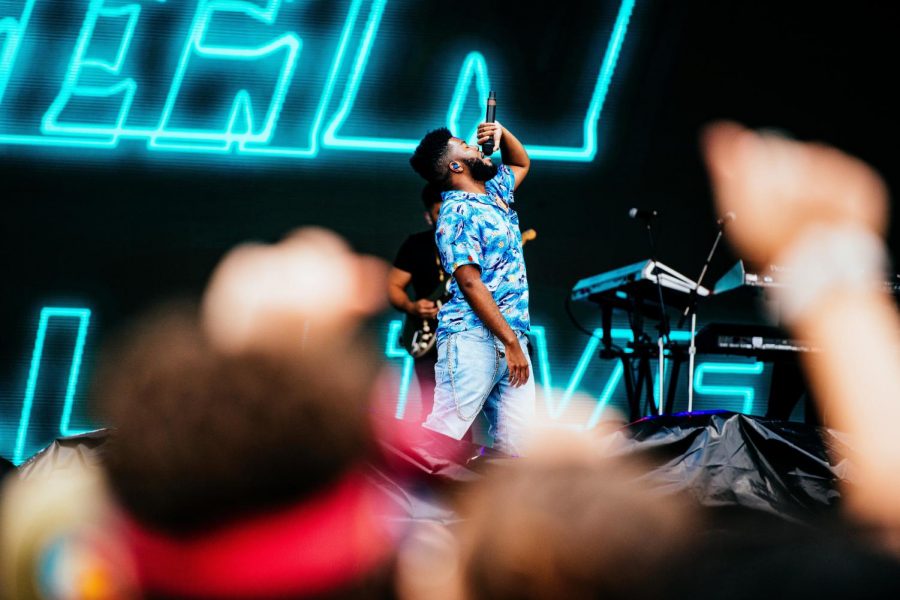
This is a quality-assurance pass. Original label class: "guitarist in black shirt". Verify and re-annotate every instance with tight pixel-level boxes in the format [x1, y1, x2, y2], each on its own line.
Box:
[388, 183, 447, 421]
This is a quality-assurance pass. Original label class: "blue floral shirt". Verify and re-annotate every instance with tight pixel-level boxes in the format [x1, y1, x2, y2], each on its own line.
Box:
[434, 164, 530, 340]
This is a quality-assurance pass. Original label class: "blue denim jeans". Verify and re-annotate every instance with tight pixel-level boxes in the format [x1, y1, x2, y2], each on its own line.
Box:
[423, 326, 536, 455]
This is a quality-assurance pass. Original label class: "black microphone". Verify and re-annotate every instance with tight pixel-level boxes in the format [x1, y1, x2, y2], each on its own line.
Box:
[482, 90, 497, 156]
[716, 211, 736, 227]
[628, 207, 659, 220]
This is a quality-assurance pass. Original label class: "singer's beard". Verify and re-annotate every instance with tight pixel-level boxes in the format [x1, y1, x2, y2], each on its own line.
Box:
[464, 157, 499, 182]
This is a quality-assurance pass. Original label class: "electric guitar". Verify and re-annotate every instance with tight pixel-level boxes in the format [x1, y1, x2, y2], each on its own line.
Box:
[399, 229, 536, 357]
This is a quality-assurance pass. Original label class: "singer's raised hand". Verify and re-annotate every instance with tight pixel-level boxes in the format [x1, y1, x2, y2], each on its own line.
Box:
[477, 121, 502, 149]
[485, 123, 530, 189]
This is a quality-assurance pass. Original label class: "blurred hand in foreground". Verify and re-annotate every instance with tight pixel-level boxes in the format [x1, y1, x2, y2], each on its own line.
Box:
[702, 121, 889, 266]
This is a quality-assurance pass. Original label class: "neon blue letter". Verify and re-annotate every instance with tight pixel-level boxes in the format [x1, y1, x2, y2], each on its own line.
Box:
[41, 0, 145, 144]
[0, 0, 38, 105]
[151, 0, 301, 152]
[14, 307, 92, 465]
[693, 361, 766, 415]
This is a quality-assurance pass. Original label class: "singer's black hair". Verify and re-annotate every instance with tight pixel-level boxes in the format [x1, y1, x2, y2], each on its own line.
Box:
[410, 127, 453, 186]
[421, 182, 443, 210]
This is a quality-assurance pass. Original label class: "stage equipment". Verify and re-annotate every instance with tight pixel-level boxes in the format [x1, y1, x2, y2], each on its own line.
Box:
[714, 259, 900, 296]
[571, 260, 706, 420]
[627, 207, 659, 220]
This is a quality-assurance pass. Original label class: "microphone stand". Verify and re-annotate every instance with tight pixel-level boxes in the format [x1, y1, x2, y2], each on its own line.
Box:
[643, 217, 670, 415]
[680, 217, 730, 412]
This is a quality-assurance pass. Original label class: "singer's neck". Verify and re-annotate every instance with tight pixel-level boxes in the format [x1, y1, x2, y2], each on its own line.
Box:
[454, 180, 488, 195]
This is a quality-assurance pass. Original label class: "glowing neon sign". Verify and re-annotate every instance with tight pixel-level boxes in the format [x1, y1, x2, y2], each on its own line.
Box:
[13, 307, 92, 465]
[0, 0, 636, 160]
[694, 361, 766, 415]
[385, 320, 766, 428]
[384, 319, 414, 420]
[6, 308, 766, 463]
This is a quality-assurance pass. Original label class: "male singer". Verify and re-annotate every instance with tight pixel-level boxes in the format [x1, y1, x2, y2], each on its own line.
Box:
[408, 121, 533, 455]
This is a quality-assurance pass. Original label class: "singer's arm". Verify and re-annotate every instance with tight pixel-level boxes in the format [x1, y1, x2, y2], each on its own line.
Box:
[477, 123, 530, 189]
[454, 264, 530, 387]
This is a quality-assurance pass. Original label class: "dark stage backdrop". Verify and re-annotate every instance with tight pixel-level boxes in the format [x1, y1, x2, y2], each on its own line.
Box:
[2, 0, 899, 463]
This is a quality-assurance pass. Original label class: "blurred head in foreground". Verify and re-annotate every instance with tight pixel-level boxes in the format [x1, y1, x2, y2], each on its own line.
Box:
[0, 461, 137, 600]
[100, 228, 393, 598]
[0, 228, 396, 599]
[96, 305, 381, 536]
[96, 305, 394, 599]
[398, 433, 695, 600]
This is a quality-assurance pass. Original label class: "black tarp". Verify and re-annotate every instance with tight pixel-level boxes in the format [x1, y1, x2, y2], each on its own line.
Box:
[608, 411, 849, 521]
[375, 412, 850, 523]
[13, 413, 850, 523]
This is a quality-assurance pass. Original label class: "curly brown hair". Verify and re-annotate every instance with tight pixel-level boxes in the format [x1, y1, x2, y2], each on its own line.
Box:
[92, 303, 381, 535]
[456, 456, 697, 600]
